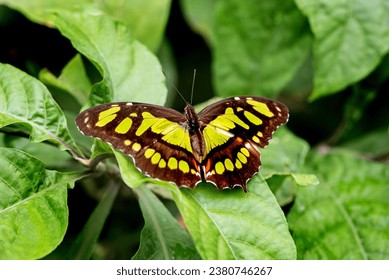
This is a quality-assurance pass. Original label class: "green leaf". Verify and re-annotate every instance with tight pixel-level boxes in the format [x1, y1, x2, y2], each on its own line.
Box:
[295, 0, 389, 99]
[0, 63, 81, 158]
[213, 0, 311, 98]
[259, 127, 316, 205]
[288, 150, 389, 259]
[39, 54, 91, 105]
[97, 0, 171, 52]
[172, 176, 296, 260]
[113, 150, 149, 189]
[0, 0, 86, 25]
[67, 180, 120, 259]
[1, 0, 171, 53]
[341, 129, 389, 158]
[54, 11, 167, 106]
[132, 186, 200, 260]
[180, 0, 216, 45]
[2, 135, 73, 170]
[260, 127, 310, 176]
[0, 148, 80, 259]
[291, 173, 319, 186]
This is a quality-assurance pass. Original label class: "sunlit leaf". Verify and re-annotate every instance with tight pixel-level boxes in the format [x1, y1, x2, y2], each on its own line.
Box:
[296, 0, 389, 99]
[55, 11, 167, 106]
[0, 63, 81, 157]
[173, 176, 296, 260]
[0, 148, 81, 259]
[288, 150, 389, 259]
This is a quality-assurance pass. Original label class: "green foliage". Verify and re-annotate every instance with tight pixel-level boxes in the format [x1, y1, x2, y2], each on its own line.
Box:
[132, 186, 200, 260]
[0, 147, 82, 259]
[173, 177, 296, 260]
[0, 0, 387, 260]
[288, 151, 389, 259]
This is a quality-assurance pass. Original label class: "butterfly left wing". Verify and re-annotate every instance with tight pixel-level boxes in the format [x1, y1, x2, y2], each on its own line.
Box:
[76, 102, 202, 188]
[198, 96, 289, 191]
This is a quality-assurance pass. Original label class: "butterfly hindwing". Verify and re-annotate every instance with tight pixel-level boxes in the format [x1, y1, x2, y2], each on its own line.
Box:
[76, 102, 202, 187]
[202, 136, 261, 191]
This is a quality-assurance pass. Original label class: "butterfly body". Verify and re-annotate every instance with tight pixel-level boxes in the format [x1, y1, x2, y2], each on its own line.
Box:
[76, 96, 288, 191]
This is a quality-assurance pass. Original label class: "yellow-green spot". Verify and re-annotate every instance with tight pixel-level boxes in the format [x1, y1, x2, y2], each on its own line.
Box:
[224, 158, 234, 171]
[247, 99, 274, 117]
[257, 131, 263, 137]
[132, 143, 141, 152]
[124, 140, 131, 146]
[244, 111, 262, 125]
[215, 162, 225, 175]
[224, 107, 249, 129]
[136, 112, 156, 136]
[151, 152, 161, 165]
[98, 106, 121, 120]
[209, 107, 249, 131]
[179, 160, 190, 173]
[237, 152, 247, 164]
[252, 136, 260, 143]
[115, 117, 133, 134]
[235, 159, 242, 169]
[144, 148, 155, 159]
[161, 124, 192, 153]
[130, 112, 137, 117]
[96, 114, 117, 127]
[203, 125, 230, 154]
[158, 159, 166, 168]
[241, 147, 250, 157]
[136, 112, 192, 153]
[168, 157, 178, 170]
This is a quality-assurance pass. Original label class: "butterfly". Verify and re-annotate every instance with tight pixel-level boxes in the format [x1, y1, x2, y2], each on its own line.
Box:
[76, 96, 288, 191]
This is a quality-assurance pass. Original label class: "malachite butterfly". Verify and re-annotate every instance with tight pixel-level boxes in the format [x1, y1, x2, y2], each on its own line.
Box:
[76, 96, 288, 191]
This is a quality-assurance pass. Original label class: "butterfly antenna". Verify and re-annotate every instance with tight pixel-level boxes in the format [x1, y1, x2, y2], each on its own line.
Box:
[162, 70, 187, 104]
[191, 69, 196, 105]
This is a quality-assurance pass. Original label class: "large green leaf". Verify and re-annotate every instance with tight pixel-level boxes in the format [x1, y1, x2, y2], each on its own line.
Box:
[172, 176, 296, 260]
[213, 0, 311, 98]
[0, 0, 170, 52]
[260, 127, 310, 176]
[0, 0, 86, 25]
[97, 0, 171, 52]
[39, 54, 91, 106]
[55, 11, 167, 106]
[260, 127, 317, 206]
[288, 150, 389, 259]
[132, 186, 199, 260]
[296, 0, 389, 99]
[0, 63, 81, 157]
[0, 148, 80, 259]
[180, 0, 216, 45]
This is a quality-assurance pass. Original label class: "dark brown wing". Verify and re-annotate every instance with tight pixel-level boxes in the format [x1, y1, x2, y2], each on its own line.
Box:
[76, 102, 202, 188]
[197, 96, 289, 190]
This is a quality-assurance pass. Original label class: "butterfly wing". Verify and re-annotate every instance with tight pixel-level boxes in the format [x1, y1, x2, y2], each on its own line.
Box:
[198, 96, 289, 190]
[76, 102, 202, 187]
